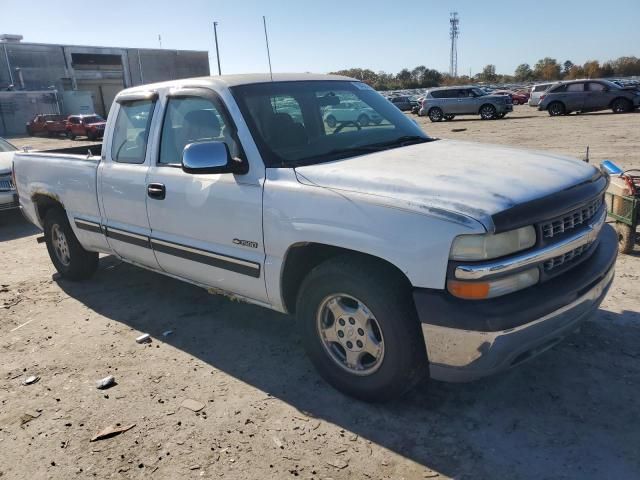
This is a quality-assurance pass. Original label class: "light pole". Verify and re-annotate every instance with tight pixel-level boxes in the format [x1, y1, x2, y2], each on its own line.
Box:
[213, 21, 222, 75]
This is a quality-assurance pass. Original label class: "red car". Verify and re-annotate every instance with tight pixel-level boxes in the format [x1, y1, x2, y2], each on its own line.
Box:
[66, 114, 106, 140]
[493, 90, 529, 105]
[26, 114, 67, 137]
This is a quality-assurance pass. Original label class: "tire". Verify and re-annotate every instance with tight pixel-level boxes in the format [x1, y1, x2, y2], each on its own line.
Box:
[44, 208, 99, 280]
[296, 256, 427, 402]
[616, 222, 635, 254]
[325, 115, 337, 128]
[548, 101, 565, 116]
[479, 104, 497, 120]
[67, 131, 76, 140]
[428, 107, 444, 122]
[87, 132, 95, 141]
[444, 114, 455, 121]
[26, 127, 33, 136]
[612, 98, 632, 114]
[357, 114, 370, 127]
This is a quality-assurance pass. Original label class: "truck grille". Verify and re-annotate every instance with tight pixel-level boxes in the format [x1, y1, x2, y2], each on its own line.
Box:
[543, 242, 593, 271]
[0, 175, 14, 192]
[541, 197, 602, 239]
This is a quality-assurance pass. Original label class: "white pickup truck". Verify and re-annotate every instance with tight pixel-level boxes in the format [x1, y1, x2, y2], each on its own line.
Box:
[14, 74, 617, 401]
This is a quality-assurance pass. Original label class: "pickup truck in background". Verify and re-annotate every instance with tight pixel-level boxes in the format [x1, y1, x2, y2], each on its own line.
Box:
[65, 114, 107, 140]
[26, 114, 67, 137]
[14, 74, 617, 401]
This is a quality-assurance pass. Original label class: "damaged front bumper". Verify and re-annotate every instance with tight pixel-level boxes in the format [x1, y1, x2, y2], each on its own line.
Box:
[415, 223, 617, 382]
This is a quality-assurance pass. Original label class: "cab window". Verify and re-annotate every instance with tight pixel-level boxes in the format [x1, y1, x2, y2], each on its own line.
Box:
[111, 99, 156, 164]
[158, 96, 240, 166]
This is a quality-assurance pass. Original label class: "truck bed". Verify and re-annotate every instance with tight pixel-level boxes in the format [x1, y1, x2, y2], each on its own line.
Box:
[14, 150, 102, 233]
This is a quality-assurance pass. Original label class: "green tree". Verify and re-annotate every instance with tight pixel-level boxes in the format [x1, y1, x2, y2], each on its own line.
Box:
[514, 63, 533, 81]
[478, 64, 498, 82]
[534, 58, 561, 80]
[562, 60, 574, 76]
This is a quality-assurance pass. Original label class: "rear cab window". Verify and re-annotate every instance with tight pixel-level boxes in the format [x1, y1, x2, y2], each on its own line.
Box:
[111, 99, 156, 164]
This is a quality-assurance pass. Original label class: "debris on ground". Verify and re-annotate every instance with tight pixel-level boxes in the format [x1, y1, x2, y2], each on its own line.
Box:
[90, 423, 136, 442]
[96, 375, 116, 390]
[326, 458, 349, 469]
[180, 398, 205, 412]
[20, 411, 41, 426]
[135, 333, 151, 344]
[22, 375, 40, 385]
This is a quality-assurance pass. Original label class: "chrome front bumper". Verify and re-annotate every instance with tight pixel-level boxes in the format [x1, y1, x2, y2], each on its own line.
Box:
[423, 265, 614, 382]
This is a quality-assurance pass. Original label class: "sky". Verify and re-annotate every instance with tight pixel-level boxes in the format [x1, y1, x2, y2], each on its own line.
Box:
[2, 0, 639, 77]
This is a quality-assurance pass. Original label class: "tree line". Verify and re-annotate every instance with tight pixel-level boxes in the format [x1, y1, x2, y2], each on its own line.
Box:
[330, 56, 640, 90]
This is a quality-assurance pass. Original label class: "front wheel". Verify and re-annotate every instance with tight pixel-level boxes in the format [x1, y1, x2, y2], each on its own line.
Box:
[480, 104, 497, 120]
[612, 98, 632, 114]
[296, 256, 427, 402]
[357, 114, 370, 127]
[44, 208, 99, 280]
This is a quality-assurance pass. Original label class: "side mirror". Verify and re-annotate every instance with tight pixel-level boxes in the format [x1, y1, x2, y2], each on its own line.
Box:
[182, 141, 246, 175]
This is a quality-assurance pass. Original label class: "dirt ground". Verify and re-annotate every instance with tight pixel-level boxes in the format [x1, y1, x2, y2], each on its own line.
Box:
[1, 106, 640, 479]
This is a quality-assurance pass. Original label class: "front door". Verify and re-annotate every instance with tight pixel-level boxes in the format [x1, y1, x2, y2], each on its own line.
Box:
[145, 89, 267, 303]
[99, 96, 159, 268]
[585, 82, 614, 110]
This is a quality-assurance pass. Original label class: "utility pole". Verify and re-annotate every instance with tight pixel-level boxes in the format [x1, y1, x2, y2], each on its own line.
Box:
[263, 16, 273, 81]
[213, 22, 222, 75]
[449, 12, 460, 77]
[158, 35, 162, 48]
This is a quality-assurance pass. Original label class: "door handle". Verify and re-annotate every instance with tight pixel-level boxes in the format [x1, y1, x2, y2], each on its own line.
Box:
[147, 183, 166, 200]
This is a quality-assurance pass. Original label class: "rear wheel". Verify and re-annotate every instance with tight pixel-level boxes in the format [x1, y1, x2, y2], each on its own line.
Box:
[428, 107, 444, 122]
[612, 98, 632, 114]
[480, 104, 497, 120]
[44, 208, 99, 280]
[357, 114, 370, 127]
[616, 222, 635, 254]
[548, 101, 565, 116]
[296, 256, 427, 402]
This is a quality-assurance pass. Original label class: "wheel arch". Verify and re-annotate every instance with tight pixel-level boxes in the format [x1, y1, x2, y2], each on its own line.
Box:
[280, 242, 412, 315]
[32, 192, 65, 226]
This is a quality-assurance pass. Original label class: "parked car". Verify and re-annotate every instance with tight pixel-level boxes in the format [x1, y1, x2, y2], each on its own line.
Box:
[389, 96, 416, 111]
[65, 114, 107, 140]
[323, 100, 383, 127]
[528, 83, 556, 107]
[538, 80, 640, 116]
[493, 90, 528, 105]
[0, 137, 18, 212]
[14, 74, 617, 401]
[420, 86, 513, 121]
[26, 114, 67, 137]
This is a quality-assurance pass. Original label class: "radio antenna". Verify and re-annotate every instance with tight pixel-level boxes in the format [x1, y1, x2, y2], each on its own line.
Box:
[263, 16, 273, 81]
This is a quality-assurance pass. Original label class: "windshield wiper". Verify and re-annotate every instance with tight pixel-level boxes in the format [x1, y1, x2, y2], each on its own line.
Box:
[369, 135, 434, 149]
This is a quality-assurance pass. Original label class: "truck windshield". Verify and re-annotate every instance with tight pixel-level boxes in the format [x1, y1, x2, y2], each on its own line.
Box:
[231, 81, 432, 167]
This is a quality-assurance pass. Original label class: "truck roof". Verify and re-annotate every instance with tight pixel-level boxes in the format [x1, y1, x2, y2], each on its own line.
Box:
[117, 73, 356, 97]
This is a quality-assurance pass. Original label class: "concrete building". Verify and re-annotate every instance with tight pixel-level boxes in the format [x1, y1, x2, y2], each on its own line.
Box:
[0, 35, 210, 135]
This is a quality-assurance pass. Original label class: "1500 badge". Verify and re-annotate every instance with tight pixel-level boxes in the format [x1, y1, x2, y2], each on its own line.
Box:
[233, 238, 259, 249]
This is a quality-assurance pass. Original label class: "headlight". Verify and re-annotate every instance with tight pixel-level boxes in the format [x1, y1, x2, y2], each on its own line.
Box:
[450, 226, 536, 261]
[448, 268, 540, 300]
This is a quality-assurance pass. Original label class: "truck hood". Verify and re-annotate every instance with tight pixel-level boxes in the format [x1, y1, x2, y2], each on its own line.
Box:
[0, 151, 15, 174]
[294, 139, 600, 229]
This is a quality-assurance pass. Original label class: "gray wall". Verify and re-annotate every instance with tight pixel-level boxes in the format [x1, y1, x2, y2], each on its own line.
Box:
[0, 42, 209, 135]
[0, 91, 60, 136]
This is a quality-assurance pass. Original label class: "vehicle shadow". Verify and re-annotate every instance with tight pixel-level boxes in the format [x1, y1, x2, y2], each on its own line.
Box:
[56, 256, 640, 478]
[0, 210, 40, 242]
[423, 115, 541, 123]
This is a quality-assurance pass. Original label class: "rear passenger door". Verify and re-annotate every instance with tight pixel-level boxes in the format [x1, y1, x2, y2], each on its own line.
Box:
[145, 88, 267, 303]
[98, 94, 160, 268]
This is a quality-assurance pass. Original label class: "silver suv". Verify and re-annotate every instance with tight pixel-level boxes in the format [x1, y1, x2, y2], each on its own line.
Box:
[538, 79, 640, 116]
[420, 86, 513, 122]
